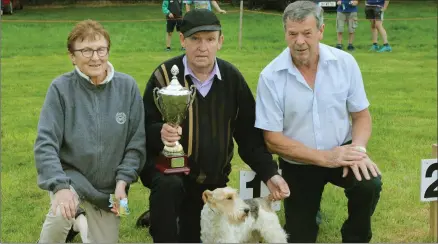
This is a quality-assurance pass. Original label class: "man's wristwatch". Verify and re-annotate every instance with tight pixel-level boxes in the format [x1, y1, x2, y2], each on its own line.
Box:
[355, 146, 367, 153]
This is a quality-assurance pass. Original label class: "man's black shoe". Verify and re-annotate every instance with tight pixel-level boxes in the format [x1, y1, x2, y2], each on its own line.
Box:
[136, 210, 151, 228]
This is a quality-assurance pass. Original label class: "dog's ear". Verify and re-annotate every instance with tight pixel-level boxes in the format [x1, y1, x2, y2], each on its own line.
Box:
[202, 190, 213, 204]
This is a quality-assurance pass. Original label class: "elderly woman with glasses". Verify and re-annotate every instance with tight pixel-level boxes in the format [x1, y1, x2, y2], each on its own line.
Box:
[34, 19, 146, 243]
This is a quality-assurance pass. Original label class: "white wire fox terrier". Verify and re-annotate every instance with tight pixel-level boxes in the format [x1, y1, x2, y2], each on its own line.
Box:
[200, 187, 288, 243]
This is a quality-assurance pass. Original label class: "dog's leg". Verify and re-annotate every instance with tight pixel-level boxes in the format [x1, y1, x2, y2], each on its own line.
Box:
[73, 214, 90, 243]
[215, 236, 239, 243]
[257, 213, 288, 243]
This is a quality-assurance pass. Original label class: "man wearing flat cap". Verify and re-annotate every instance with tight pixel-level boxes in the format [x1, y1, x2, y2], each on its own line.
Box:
[136, 9, 290, 243]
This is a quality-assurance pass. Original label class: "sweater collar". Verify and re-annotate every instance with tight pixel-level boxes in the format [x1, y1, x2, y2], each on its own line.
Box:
[74, 61, 115, 85]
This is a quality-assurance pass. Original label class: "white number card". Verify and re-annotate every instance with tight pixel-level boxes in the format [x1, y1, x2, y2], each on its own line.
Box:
[239, 170, 281, 211]
[421, 158, 438, 202]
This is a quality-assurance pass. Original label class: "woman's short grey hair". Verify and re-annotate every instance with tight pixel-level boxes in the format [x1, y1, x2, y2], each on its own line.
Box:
[282, 1, 324, 30]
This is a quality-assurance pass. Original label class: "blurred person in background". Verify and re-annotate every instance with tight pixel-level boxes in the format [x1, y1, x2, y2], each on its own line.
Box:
[185, 0, 227, 14]
[162, 0, 188, 51]
[336, 0, 359, 51]
[365, 0, 392, 52]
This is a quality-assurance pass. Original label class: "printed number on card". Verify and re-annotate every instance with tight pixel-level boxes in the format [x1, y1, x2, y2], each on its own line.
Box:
[420, 159, 438, 202]
[239, 170, 282, 211]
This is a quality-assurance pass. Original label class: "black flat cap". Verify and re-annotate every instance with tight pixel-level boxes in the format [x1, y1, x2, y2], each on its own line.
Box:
[180, 9, 221, 37]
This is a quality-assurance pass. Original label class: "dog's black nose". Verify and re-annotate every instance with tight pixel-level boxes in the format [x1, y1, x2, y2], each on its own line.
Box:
[244, 208, 250, 214]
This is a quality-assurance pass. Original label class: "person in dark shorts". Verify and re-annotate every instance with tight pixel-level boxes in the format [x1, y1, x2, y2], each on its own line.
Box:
[365, 0, 392, 52]
[163, 0, 186, 51]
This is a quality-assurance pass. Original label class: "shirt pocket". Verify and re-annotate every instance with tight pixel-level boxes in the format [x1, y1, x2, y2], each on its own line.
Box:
[321, 88, 349, 122]
[320, 89, 351, 145]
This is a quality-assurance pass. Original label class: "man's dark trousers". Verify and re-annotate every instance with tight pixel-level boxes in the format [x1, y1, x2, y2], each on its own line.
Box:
[147, 170, 226, 243]
[280, 159, 382, 243]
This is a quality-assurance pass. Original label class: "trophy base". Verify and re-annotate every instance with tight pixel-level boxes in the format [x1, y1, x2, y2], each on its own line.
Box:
[155, 153, 190, 175]
[162, 151, 185, 157]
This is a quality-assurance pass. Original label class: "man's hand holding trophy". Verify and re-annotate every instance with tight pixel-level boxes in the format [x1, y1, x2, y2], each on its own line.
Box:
[153, 65, 196, 174]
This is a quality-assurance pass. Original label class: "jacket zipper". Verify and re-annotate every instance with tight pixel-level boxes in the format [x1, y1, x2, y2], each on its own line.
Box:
[94, 91, 101, 173]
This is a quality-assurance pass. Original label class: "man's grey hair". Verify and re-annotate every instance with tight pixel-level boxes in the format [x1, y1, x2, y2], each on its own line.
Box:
[282, 1, 324, 30]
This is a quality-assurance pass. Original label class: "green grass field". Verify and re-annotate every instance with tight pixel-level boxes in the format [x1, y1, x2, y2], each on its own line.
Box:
[1, 1, 437, 242]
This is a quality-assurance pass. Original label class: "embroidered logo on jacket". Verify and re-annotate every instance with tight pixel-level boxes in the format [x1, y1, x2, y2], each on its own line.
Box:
[116, 112, 127, 124]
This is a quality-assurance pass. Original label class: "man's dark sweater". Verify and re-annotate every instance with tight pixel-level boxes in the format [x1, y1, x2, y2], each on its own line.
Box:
[140, 55, 278, 186]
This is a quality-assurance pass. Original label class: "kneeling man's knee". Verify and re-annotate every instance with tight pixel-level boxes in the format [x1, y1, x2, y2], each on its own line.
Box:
[356, 175, 382, 196]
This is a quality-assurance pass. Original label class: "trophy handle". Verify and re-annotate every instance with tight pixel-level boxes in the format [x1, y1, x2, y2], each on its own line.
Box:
[153, 87, 164, 115]
[187, 85, 197, 110]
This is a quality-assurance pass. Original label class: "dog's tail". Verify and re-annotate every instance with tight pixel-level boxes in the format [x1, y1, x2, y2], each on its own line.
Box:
[264, 194, 275, 202]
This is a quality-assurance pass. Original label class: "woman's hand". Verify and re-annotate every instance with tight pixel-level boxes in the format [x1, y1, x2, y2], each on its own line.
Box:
[52, 188, 78, 220]
[111, 180, 128, 215]
[115, 180, 127, 200]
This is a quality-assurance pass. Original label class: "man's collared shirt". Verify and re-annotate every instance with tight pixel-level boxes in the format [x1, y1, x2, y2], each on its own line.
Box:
[183, 55, 222, 97]
[255, 43, 369, 165]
